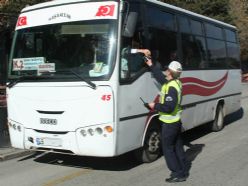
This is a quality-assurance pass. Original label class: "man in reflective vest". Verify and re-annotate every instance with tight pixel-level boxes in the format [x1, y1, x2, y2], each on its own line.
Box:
[144, 53, 187, 183]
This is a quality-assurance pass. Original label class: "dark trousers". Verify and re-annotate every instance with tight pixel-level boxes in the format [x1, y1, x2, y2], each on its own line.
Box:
[161, 120, 186, 178]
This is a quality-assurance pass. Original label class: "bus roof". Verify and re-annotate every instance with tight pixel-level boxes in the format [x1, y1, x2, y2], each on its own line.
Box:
[21, 0, 236, 29]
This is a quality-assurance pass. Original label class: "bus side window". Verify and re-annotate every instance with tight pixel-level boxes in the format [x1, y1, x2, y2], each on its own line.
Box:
[148, 28, 178, 69]
[226, 42, 240, 69]
[121, 33, 146, 79]
[182, 35, 203, 69]
[207, 39, 227, 69]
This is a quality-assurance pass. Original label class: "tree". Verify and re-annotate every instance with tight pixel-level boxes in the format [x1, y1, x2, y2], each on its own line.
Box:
[1, 0, 49, 14]
[0, 0, 49, 31]
[229, 0, 248, 63]
[162, 0, 232, 23]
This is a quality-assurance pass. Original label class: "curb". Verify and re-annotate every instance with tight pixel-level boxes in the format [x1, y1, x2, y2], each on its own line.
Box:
[0, 149, 34, 162]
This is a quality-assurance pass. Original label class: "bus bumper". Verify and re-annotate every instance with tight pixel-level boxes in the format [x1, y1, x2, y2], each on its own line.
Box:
[9, 121, 116, 157]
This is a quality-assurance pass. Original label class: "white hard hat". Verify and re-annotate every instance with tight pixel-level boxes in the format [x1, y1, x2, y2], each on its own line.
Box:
[168, 61, 182, 72]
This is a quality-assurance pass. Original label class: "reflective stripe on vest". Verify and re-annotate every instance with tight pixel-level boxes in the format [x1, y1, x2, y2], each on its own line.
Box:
[159, 79, 182, 124]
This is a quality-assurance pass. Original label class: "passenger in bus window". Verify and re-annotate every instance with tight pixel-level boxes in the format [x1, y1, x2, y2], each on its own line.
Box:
[170, 50, 178, 61]
[121, 36, 147, 78]
[183, 43, 201, 68]
[144, 51, 187, 183]
[121, 47, 149, 78]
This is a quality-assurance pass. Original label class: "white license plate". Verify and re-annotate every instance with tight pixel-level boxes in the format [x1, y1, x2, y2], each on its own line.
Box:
[36, 138, 62, 147]
[40, 118, 57, 125]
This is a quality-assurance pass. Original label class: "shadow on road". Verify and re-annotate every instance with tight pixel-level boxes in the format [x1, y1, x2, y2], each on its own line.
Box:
[224, 107, 244, 126]
[184, 143, 205, 177]
[182, 128, 206, 178]
[19, 150, 142, 171]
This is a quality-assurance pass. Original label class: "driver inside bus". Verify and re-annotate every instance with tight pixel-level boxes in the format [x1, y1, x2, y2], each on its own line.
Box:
[75, 40, 109, 77]
[79, 48, 94, 66]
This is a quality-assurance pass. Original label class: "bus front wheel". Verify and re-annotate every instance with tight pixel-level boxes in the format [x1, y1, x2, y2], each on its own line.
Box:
[135, 125, 162, 163]
[211, 104, 224, 132]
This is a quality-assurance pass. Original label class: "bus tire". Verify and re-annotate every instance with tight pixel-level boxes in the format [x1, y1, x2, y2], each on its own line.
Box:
[135, 125, 161, 163]
[211, 104, 224, 132]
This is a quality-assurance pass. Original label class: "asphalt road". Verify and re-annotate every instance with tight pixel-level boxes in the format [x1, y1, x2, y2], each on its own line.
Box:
[0, 84, 248, 186]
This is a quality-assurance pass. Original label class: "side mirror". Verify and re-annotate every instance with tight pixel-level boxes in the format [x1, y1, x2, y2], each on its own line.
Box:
[122, 12, 138, 37]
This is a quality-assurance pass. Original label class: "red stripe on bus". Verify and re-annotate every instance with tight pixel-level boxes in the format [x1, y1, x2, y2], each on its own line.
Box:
[181, 72, 228, 96]
[182, 80, 226, 96]
[181, 72, 228, 87]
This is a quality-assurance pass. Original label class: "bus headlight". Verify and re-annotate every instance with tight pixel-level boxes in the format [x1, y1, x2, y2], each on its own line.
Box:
[88, 128, 94, 136]
[104, 126, 113, 133]
[79, 124, 113, 137]
[95, 127, 103, 135]
[8, 121, 23, 132]
[80, 129, 87, 137]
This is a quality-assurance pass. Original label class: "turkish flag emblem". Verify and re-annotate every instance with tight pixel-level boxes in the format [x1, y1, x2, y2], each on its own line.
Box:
[17, 16, 27, 27]
[96, 5, 115, 16]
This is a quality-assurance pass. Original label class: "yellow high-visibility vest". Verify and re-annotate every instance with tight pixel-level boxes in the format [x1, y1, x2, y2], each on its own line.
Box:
[159, 79, 182, 123]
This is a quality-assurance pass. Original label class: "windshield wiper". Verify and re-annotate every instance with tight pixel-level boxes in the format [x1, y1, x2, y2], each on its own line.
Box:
[8, 70, 97, 89]
[69, 69, 96, 89]
[45, 69, 96, 89]
[7, 75, 42, 88]
[7, 77, 22, 88]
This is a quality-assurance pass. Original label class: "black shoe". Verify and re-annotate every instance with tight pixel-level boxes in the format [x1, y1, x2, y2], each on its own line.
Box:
[165, 176, 186, 183]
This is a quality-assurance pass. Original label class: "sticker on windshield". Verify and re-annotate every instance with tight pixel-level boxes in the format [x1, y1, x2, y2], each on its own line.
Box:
[13, 57, 45, 71]
[38, 63, 55, 74]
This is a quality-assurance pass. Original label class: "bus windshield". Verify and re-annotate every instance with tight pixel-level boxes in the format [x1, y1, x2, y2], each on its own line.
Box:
[9, 20, 117, 81]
